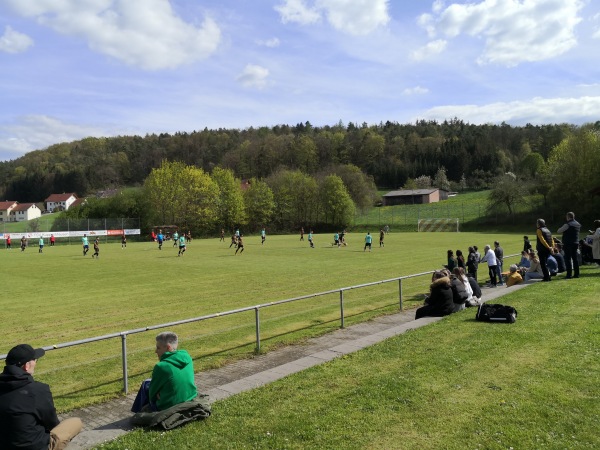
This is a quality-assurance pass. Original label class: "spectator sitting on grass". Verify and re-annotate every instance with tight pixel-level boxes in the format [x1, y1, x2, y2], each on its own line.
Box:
[132, 332, 198, 413]
[547, 254, 559, 277]
[518, 251, 531, 269]
[451, 267, 472, 312]
[524, 251, 544, 282]
[415, 270, 454, 320]
[553, 243, 567, 273]
[506, 264, 523, 287]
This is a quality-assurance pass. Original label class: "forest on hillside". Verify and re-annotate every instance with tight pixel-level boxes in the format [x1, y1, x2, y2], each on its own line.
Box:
[1, 119, 599, 228]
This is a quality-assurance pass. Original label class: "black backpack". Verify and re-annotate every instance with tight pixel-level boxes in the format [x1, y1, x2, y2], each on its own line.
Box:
[476, 303, 517, 323]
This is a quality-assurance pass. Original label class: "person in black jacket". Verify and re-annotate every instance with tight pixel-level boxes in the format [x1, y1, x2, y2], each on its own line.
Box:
[557, 211, 581, 279]
[415, 271, 455, 319]
[0, 344, 82, 450]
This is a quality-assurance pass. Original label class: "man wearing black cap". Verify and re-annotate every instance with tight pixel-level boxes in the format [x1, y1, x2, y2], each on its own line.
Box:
[0, 344, 83, 450]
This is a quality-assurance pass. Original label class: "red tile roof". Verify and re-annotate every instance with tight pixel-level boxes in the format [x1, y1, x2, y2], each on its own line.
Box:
[12, 203, 38, 211]
[0, 201, 18, 210]
[45, 193, 77, 202]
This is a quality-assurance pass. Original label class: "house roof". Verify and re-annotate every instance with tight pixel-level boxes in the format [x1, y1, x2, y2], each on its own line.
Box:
[45, 193, 77, 202]
[383, 189, 439, 197]
[71, 198, 86, 208]
[12, 203, 38, 211]
[0, 201, 18, 209]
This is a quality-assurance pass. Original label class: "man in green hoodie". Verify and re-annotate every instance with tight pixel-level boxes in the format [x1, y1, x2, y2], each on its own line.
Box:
[132, 332, 198, 412]
[150, 332, 198, 411]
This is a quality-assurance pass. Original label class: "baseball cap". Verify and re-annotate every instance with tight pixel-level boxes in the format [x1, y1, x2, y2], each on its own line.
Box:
[6, 344, 45, 366]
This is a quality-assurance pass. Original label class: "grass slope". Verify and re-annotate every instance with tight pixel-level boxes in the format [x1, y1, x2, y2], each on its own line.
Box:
[2, 231, 525, 411]
[99, 268, 600, 450]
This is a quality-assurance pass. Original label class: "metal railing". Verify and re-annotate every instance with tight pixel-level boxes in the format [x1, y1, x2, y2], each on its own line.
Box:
[1, 255, 518, 394]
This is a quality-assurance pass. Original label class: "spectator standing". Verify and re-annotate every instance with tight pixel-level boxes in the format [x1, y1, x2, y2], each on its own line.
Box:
[50, 234, 55, 246]
[494, 241, 504, 285]
[523, 236, 532, 253]
[466, 246, 479, 280]
[456, 250, 466, 270]
[446, 250, 457, 271]
[480, 244, 498, 287]
[0, 344, 83, 449]
[591, 220, 600, 265]
[536, 219, 555, 282]
[557, 212, 581, 279]
[5, 235, 11, 249]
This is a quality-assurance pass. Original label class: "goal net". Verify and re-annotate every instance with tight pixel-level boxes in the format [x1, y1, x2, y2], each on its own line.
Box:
[417, 218, 459, 232]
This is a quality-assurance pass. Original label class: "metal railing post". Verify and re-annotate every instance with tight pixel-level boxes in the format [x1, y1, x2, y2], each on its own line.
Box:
[121, 334, 128, 394]
[339, 290, 345, 329]
[255, 307, 261, 352]
[399, 278, 403, 311]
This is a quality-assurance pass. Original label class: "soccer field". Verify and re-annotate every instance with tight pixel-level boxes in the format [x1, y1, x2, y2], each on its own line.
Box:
[1, 231, 525, 411]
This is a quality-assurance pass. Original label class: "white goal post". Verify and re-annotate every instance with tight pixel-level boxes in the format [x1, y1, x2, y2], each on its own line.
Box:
[417, 218, 460, 232]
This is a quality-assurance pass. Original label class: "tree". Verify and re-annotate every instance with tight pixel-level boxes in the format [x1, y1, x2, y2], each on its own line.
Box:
[433, 166, 451, 191]
[211, 166, 247, 231]
[318, 175, 355, 227]
[267, 169, 318, 229]
[546, 129, 600, 216]
[487, 172, 528, 218]
[519, 152, 545, 178]
[144, 160, 219, 233]
[318, 164, 377, 211]
[243, 178, 275, 231]
[414, 175, 432, 189]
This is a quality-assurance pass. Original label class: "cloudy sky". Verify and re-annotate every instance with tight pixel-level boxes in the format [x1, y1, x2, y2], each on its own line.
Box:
[1, 0, 599, 161]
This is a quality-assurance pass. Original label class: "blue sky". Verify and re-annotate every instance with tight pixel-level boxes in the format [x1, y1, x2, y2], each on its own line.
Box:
[1, 0, 599, 161]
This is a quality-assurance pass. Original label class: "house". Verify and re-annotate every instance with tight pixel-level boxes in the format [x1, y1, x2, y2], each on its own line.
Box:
[382, 189, 449, 206]
[9, 203, 42, 222]
[45, 193, 78, 212]
[0, 200, 18, 222]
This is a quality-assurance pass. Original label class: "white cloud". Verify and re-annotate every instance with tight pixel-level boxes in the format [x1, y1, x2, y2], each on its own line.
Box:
[275, 0, 321, 25]
[0, 115, 107, 160]
[2, 0, 221, 70]
[419, 96, 600, 125]
[257, 37, 280, 48]
[418, 0, 585, 66]
[275, 0, 389, 35]
[403, 86, 429, 95]
[236, 64, 270, 89]
[0, 26, 34, 53]
[410, 39, 447, 61]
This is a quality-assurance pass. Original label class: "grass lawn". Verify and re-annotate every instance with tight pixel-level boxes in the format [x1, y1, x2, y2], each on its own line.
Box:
[2, 231, 526, 411]
[97, 267, 600, 450]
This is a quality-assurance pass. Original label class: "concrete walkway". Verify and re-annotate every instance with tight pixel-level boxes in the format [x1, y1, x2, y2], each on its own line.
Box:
[63, 282, 529, 449]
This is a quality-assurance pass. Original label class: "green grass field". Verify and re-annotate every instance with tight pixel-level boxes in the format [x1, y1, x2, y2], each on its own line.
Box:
[1, 231, 526, 411]
[98, 268, 600, 449]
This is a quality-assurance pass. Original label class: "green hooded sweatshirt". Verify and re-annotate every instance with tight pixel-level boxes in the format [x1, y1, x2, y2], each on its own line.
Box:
[150, 349, 197, 411]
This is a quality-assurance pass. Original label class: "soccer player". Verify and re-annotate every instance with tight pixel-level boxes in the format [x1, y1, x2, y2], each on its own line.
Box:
[364, 232, 372, 252]
[308, 230, 314, 248]
[157, 230, 164, 250]
[178, 234, 186, 256]
[82, 234, 89, 256]
[172, 230, 179, 247]
[20, 236, 26, 252]
[220, 228, 225, 242]
[379, 229, 385, 247]
[121, 234, 127, 249]
[300, 227, 304, 241]
[38, 237, 44, 253]
[50, 234, 55, 246]
[261, 228, 266, 245]
[235, 234, 245, 254]
[229, 234, 237, 248]
[92, 238, 100, 258]
[5, 235, 11, 249]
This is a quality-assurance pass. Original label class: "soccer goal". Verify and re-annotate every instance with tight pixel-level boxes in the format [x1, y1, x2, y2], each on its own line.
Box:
[417, 218, 460, 232]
